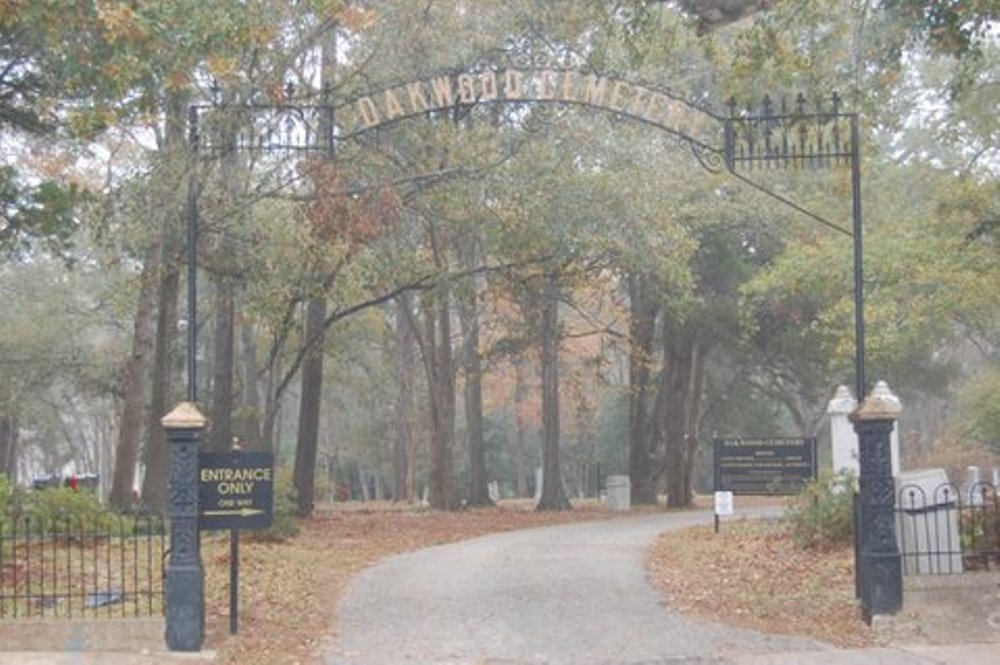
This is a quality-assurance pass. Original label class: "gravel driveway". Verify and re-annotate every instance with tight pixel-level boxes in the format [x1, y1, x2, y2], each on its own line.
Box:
[324, 509, 834, 664]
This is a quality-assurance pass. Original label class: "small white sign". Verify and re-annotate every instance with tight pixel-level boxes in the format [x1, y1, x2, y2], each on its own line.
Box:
[714, 491, 734, 516]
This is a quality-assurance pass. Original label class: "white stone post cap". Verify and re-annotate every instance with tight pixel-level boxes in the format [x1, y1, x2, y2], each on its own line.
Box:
[162, 402, 207, 429]
[827, 385, 857, 414]
[852, 381, 902, 421]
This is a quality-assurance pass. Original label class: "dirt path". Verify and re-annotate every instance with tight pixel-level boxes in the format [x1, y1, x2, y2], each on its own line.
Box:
[324, 509, 832, 664]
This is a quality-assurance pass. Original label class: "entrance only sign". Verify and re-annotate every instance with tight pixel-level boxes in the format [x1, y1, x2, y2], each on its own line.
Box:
[198, 451, 274, 531]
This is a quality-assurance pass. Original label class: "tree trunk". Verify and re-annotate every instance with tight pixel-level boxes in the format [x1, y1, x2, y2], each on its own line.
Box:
[293, 295, 325, 516]
[456, 231, 491, 507]
[663, 331, 705, 508]
[359, 467, 371, 502]
[513, 359, 530, 498]
[536, 271, 571, 511]
[141, 259, 179, 512]
[0, 414, 18, 480]
[110, 240, 160, 509]
[143, 92, 188, 512]
[393, 293, 417, 502]
[422, 288, 457, 510]
[210, 278, 236, 450]
[237, 301, 263, 449]
[291, 27, 337, 517]
[627, 272, 661, 505]
[261, 352, 282, 453]
[461, 311, 490, 506]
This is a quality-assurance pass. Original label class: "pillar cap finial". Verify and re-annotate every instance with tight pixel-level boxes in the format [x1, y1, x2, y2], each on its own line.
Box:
[162, 402, 207, 430]
[827, 385, 857, 415]
[853, 381, 902, 421]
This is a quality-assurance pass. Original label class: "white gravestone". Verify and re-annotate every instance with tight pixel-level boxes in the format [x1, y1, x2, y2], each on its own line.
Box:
[605, 475, 631, 511]
[895, 468, 963, 575]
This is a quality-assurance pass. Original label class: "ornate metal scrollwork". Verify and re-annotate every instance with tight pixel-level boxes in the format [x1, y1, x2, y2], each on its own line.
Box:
[688, 141, 727, 174]
[503, 27, 583, 70]
[725, 92, 855, 172]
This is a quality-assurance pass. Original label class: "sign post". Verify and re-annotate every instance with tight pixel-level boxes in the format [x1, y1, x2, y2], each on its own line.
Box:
[198, 447, 274, 634]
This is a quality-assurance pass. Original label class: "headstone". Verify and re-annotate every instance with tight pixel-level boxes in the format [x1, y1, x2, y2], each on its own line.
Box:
[534, 467, 543, 502]
[487, 481, 500, 503]
[605, 475, 631, 511]
[965, 466, 984, 506]
[895, 468, 963, 575]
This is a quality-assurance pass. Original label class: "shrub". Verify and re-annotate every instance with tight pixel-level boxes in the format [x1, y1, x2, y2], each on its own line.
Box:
[252, 467, 299, 542]
[784, 470, 856, 549]
[14, 486, 119, 532]
[0, 473, 11, 514]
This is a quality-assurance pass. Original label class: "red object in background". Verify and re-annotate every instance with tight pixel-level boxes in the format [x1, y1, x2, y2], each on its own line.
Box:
[68, 475, 79, 491]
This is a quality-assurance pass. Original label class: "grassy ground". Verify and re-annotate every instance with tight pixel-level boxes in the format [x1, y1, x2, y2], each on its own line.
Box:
[202, 499, 870, 664]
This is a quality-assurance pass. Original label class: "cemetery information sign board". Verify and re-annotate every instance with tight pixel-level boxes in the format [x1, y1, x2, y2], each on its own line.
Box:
[713, 437, 817, 495]
[198, 451, 274, 530]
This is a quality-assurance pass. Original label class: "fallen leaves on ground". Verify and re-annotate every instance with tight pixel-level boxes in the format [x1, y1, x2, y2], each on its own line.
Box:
[646, 518, 875, 648]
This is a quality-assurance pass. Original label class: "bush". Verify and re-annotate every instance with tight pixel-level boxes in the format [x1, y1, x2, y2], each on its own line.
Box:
[252, 467, 299, 542]
[784, 470, 856, 549]
[0, 473, 12, 513]
[10, 486, 121, 532]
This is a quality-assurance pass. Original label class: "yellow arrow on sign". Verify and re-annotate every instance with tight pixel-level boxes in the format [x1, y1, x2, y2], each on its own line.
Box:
[202, 508, 265, 517]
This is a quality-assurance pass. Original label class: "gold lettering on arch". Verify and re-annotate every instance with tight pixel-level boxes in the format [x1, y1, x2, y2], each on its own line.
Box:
[643, 93, 669, 124]
[345, 69, 717, 149]
[626, 87, 649, 117]
[608, 80, 630, 112]
[561, 71, 578, 102]
[431, 76, 454, 106]
[537, 70, 558, 99]
[504, 70, 524, 99]
[357, 96, 381, 128]
[407, 82, 430, 112]
[384, 89, 405, 119]
[479, 71, 498, 101]
[458, 74, 476, 103]
[583, 75, 608, 107]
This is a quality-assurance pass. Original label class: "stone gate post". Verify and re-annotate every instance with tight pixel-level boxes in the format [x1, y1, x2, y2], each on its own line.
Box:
[828, 385, 858, 476]
[851, 381, 903, 621]
[162, 402, 207, 651]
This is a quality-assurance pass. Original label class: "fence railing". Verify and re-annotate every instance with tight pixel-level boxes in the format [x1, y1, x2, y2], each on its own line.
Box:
[894, 481, 999, 576]
[0, 509, 166, 618]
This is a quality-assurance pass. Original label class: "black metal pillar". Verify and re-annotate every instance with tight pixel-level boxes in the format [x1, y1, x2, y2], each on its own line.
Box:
[163, 402, 207, 651]
[186, 107, 200, 403]
[850, 114, 866, 401]
[851, 382, 902, 622]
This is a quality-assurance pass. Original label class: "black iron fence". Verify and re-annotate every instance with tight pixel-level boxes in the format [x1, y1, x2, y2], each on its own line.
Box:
[0, 509, 166, 618]
[894, 481, 999, 575]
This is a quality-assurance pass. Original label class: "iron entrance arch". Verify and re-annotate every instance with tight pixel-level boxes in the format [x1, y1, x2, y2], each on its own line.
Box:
[185, 70, 865, 401]
[164, 65, 898, 650]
